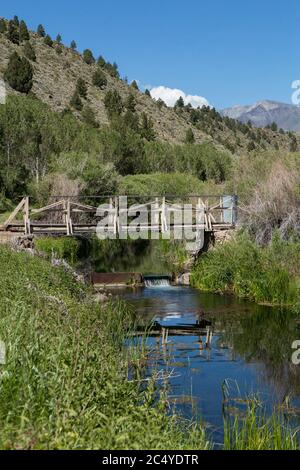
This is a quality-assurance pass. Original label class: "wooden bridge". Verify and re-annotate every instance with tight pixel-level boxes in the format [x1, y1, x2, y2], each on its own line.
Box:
[0, 195, 237, 237]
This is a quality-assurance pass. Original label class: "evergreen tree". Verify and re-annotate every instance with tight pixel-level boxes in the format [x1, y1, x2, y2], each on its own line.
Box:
[19, 20, 29, 42]
[131, 80, 139, 90]
[56, 34, 62, 44]
[70, 90, 83, 111]
[81, 106, 99, 128]
[270, 121, 278, 132]
[56, 45, 63, 55]
[144, 89, 151, 97]
[7, 20, 19, 44]
[123, 110, 139, 132]
[13, 15, 19, 26]
[185, 128, 195, 144]
[175, 96, 184, 108]
[105, 61, 119, 78]
[23, 41, 36, 61]
[104, 89, 123, 119]
[37, 24, 45, 37]
[140, 113, 155, 141]
[76, 78, 88, 99]
[156, 98, 166, 110]
[125, 93, 136, 112]
[44, 34, 53, 47]
[4, 52, 33, 93]
[97, 55, 106, 67]
[83, 49, 95, 64]
[70, 40, 77, 50]
[0, 19, 7, 33]
[247, 141, 256, 152]
[92, 69, 107, 89]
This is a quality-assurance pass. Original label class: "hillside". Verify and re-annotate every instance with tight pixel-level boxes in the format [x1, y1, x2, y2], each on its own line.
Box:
[0, 16, 299, 155]
[222, 100, 300, 132]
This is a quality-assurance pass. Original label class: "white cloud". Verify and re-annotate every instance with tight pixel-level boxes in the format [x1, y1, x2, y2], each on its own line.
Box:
[150, 85, 210, 108]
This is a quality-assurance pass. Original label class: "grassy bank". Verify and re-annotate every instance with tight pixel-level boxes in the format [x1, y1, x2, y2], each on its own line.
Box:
[191, 232, 300, 308]
[0, 245, 298, 449]
[0, 245, 209, 449]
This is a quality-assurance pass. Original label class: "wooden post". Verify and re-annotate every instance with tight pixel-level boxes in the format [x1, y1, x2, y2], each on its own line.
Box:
[114, 196, 118, 235]
[66, 200, 73, 235]
[161, 196, 168, 234]
[24, 196, 31, 235]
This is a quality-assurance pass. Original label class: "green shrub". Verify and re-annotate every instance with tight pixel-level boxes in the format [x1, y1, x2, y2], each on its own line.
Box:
[35, 237, 80, 264]
[119, 172, 209, 197]
[4, 52, 33, 93]
[191, 232, 300, 307]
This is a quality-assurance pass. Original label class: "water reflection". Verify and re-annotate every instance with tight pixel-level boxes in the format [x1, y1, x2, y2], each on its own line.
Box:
[115, 285, 300, 440]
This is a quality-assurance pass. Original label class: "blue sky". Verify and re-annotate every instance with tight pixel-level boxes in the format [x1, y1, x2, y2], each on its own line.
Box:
[1, 0, 299, 108]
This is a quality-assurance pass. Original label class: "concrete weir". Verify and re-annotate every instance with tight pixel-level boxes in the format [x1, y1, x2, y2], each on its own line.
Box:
[92, 272, 143, 287]
[91, 273, 173, 288]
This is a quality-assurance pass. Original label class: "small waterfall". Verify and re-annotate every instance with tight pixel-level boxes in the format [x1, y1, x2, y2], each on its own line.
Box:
[144, 276, 171, 288]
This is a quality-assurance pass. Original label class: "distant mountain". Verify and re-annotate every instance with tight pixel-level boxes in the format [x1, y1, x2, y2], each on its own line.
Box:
[221, 100, 300, 132]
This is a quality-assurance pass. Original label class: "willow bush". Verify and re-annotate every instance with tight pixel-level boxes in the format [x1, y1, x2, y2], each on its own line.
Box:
[191, 232, 300, 307]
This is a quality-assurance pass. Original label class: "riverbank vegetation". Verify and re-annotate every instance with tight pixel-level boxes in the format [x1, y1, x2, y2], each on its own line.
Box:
[0, 245, 298, 449]
[191, 232, 300, 308]
[0, 245, 210, 449]
[0, 245, 299, 449]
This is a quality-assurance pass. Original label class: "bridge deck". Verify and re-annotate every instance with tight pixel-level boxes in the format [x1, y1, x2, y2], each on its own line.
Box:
[0, 195, 237, 237]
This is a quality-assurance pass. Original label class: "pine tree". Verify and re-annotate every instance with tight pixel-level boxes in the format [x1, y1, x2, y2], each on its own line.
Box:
[13, 15, 19, 26]
[140, 113, 155, 141]
[44, 34, 53, 47]
[131, 80, 139, 90]
[83, 49, 95, 64]
[76, 78, 88, 99]
[185, 128, 195, 144]
[144, 89, 151, 97]
[125, 93, 136, 112]
[247, 141, 256, 152]
[56, 34, 62, 44]
[175, 96, 184, 108]
[270, 121, 278, 132]
[92, 69, 107, 89]
[156, 98, 166, 109]
[4, 52, 33, 93]
[123, 110, 139, 132]
[104, 90, 123, 119]
[56, 44, 63, 55]
[81, 106, 99, 128]
[70, 40, 77, 50]
[0, 18, 7, 33]
[23, 41, 36, 61]
[70, 90, 83, 111]
[97, 55, 106, 67]
[37, 24, 45, 37]
[19, 20, 29, 42]
[104, 62, 119, 78]
[7, 20, 19, 44]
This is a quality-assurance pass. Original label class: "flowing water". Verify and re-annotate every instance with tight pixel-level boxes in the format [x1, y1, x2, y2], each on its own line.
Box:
[114, 282, 300, 444]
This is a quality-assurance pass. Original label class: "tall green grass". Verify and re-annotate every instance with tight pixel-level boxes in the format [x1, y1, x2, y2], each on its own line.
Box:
[191, 232, 300, 307]
[0, 246, 209, 449]
[35, 236, 80, 264]
[224, 404, 299, 450]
